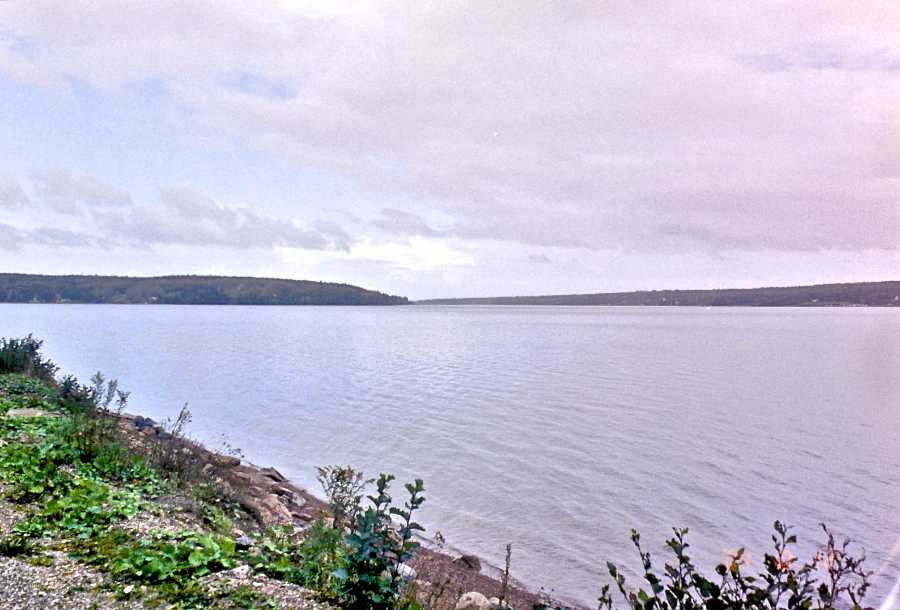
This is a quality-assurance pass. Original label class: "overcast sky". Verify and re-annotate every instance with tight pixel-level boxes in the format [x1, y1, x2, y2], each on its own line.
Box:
[1, 1, 898, 300]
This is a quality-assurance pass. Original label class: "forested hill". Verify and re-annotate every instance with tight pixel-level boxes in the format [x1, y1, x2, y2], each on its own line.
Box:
[0, 274, 409, 305]
[417, 281, 900, 307]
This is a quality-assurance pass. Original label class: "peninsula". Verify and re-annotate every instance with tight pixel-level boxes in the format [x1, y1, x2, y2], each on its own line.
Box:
[0, 274, 408, 306]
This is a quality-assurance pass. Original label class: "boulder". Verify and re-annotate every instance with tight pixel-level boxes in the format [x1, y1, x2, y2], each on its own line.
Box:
[229, 565, 252, 579]
[255, 493, 293, 526]
[454, 554, 482, 571]
[457, 592, 491, 610]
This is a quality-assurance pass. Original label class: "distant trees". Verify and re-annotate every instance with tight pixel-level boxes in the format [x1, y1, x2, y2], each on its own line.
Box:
[0, 274, 409, 306]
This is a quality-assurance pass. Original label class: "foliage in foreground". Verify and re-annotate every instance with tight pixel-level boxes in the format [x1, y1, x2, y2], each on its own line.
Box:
[599, 522, 872, 610]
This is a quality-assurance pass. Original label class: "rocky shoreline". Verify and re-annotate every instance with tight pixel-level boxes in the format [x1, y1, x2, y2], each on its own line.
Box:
[120, 411, 555, 610]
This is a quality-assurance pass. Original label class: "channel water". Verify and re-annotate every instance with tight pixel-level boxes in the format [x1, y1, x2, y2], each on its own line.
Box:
[2, 304, 898, 608]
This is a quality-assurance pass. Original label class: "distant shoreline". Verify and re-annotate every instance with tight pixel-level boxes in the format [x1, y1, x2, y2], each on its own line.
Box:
[415, 280, 900, 307]
[0, 273, 409, 306]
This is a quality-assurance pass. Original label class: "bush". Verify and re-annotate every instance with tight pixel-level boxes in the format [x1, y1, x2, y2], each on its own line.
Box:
[0, 335, 58, 380]
[599, 522, 871, 610]
[336, 474, 426, 610]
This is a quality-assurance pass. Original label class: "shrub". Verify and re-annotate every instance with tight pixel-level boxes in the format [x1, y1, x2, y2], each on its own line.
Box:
[0, 335, 59, 381]
[336, 474, 426, 610]
[599, 522, 871, 610]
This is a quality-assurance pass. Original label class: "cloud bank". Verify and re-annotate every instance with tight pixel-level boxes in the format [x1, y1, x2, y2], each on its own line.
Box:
[0, 1, 897, 296]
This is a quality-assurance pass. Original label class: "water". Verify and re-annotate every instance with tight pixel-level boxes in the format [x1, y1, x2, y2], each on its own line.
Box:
[2, 304, 899, 608]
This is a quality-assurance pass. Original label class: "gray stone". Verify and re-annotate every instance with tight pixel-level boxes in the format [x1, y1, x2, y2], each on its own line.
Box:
[4, 408, 58, 418]
[457, 592, 491, 610]
[454, 554, 482, 571]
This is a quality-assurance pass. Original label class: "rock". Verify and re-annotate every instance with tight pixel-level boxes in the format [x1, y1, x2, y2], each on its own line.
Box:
[397, 563, 417, 580]
[457, 592, 491, 610]
[271, 484, 292, 497]
[454, 554, 482, 571]
[256, 493, 293, 526]
[4, 408, 58, 418]
[291, 510, 313, 523]
[230, 471, 253, 485]
[229, 565, 252, 579]
[234, 536, 254, 551]
[259, 467, 287, 483]
[209, 453, 241, 468]
[489, 597, 513, 610]
[272, 485, 307, 508]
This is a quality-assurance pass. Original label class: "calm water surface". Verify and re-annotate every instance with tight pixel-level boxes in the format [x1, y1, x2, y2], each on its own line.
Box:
[2, 305, 899, 608]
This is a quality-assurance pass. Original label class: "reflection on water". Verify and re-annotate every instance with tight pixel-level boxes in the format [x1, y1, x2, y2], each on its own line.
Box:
[2, 304, 899, 608]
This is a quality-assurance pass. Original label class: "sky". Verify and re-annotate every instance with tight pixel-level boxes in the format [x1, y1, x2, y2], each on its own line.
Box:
[0, 1, 898, 300]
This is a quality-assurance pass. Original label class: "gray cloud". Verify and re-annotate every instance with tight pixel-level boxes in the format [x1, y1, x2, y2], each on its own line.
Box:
[33, 168, 132, 215]
[528, 253, 551, 264]
[0, 172, 28, 207]
[0, 223, 22, 251]
[130, 182, 352, 250]
[2, 1, 899, 256]
[0, 222, 95, 251]
[372, 209, 443, 237]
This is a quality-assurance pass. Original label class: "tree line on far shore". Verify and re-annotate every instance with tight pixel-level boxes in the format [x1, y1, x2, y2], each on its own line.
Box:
[0, 274, 409, 306]
[417, 281, 900, 307]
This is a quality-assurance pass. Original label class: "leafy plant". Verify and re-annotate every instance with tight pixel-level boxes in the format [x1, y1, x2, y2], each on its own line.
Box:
[295, 518, 346, 597]
[336, 473, 426, 610]
[83, 528, 237, 584]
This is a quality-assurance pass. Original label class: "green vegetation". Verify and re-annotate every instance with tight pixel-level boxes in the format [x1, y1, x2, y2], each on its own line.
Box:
[0, 273, 409, 305]
[597, 523, 870, 610]
[418, 281, 900, 307]
[0, 334, 59, 380]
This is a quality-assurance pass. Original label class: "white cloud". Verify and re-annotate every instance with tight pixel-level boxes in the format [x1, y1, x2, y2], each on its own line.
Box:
[349, 236, 472, 272]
